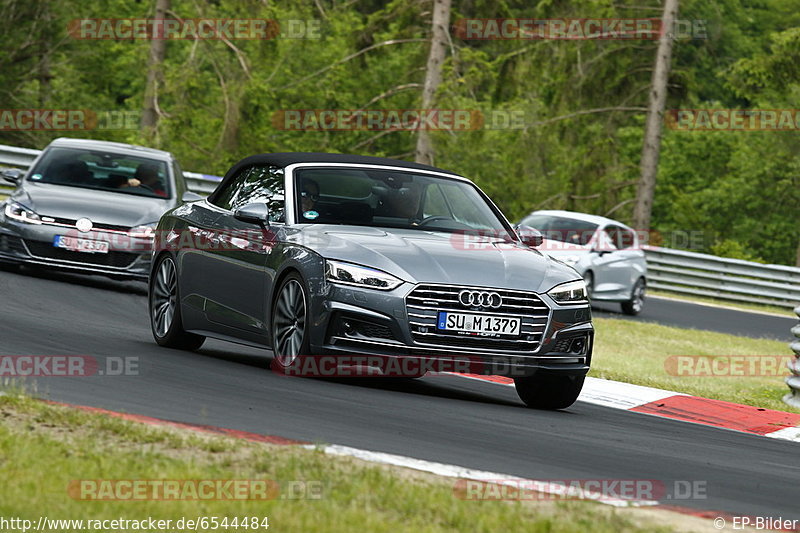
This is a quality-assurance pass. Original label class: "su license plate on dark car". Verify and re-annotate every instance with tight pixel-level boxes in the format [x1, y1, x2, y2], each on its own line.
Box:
[436, 311, 521, 336]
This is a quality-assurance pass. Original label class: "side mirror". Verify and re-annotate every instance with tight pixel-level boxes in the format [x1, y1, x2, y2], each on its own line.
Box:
[2, 168, 23, 184]
[181, 191, 203, 203]
[234, 203, 270, 225]
[514, 224, 543, 248]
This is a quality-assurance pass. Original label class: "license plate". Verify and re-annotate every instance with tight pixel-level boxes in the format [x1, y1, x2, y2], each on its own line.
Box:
[436, 312, 521, 336]
[53, 235, 109, 254]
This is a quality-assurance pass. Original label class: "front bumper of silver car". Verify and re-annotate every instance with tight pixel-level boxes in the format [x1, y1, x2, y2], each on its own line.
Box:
[0, 220, 152, 280]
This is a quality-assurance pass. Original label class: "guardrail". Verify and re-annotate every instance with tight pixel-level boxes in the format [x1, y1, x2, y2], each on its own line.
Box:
[787, 306, 800, 409]
[0, 143, 221, 196]
[644, 246, 800, 309]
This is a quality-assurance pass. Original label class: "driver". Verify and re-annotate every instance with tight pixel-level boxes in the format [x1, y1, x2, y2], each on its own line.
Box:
[127, 163, 167, 197]
[383, 182, 422, 222]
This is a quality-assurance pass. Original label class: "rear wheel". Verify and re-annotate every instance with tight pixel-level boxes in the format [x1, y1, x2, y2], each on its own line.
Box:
[149, 255, 205, 350]
[514, 373, 584, 410]
[271, 273, 310, 372]
[621, 277, 645, 315]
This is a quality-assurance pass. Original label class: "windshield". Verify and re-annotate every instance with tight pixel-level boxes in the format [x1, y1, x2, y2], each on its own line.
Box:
[28, 147, 172, 199]
[520, 214, 599, 246]
[294, 167, 510, 234]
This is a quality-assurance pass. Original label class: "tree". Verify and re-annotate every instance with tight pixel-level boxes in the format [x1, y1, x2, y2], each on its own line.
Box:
[633, 0, 679, 230]
[141, 0, 170, 143]
[415, 0, 451, 165]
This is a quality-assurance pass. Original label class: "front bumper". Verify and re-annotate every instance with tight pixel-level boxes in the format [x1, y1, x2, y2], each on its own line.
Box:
[0, 221, 152, 280]
[310, 281, 593, 378]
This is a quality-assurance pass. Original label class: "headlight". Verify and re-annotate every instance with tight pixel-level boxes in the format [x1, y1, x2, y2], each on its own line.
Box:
[128, 224, 156, 239]
[548, 280, 588, 304]
[325, 260, 403, 291]
[4, 201, 42, 224]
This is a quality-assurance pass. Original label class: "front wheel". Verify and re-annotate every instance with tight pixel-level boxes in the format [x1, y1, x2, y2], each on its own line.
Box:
[149, 255, 205, 350]
[514, 373, 585, 410]
[270, 273, 310, 373]
[620, 277, 646, 316]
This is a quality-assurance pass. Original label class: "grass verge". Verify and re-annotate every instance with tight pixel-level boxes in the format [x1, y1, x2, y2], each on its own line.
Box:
[591, 316, 798, 413]
[0, 393, 715, 533]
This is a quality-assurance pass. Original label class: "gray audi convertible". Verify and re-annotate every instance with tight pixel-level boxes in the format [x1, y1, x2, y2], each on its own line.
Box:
[149, 153, 593, 409]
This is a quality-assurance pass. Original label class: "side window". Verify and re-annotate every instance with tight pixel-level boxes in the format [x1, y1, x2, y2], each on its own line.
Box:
[598, 226, 620, 251]
[616, 227, 636, 249]
[211, 165, 285, 222]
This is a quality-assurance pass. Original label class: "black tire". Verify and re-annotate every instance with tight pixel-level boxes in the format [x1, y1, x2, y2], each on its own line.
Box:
[514, 373, 585, 410]
[621, 277, 646, 316]
[270, 272, 311, 373]
[149, 254, 205, 350]
[583, 271, 594, 301]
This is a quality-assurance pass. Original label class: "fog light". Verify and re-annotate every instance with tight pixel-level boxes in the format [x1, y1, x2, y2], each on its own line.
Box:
[570, 338, 586, 354]
[343, 320, 355, 336]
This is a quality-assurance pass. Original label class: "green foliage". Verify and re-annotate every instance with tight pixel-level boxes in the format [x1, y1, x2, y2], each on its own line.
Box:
[0, 0, 797, 264]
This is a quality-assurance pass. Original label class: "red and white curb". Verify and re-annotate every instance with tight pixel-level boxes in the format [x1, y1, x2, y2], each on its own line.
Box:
[452, 373, 800, 443]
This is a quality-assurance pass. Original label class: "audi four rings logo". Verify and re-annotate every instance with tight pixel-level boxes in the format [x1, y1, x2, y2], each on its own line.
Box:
[458, 290, 502, 308]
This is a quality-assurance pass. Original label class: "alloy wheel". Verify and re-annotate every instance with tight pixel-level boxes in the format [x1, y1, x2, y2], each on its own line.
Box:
[273, 279, 307, 367]
[151, 257, 177, 337]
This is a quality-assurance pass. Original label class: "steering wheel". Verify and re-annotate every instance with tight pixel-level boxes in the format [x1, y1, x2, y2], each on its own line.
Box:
[416, 215, 452, 226]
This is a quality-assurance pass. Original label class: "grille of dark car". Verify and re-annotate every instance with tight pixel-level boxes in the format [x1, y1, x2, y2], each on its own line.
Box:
[24, 240, 139, 268]
[406, 284, 550, 353]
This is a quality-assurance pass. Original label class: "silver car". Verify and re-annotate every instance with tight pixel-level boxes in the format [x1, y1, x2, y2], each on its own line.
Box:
[519, 210, 647, 315]
[0, 138, 199, 280]
[149, 153, 594, 409]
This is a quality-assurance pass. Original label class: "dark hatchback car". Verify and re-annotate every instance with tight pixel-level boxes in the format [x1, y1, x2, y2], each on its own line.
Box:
[149, 153, 593, 409]
[0, 138, 198, 280]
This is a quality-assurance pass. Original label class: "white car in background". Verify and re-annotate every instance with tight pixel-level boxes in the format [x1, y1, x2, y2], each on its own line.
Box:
[519, 210, 647, 315]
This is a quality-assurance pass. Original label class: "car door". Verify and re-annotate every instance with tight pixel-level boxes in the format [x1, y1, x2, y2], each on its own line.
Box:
[589, 225, 631, 296]
[199, 165, 284, 336]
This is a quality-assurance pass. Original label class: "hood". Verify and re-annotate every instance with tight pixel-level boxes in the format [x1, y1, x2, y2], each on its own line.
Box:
[15, 182, 172, 227]
[292, 225, 580, 293]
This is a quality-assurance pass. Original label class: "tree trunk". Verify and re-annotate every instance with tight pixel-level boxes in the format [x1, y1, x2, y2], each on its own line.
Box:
[632, 0, 679, 230]
[141, 0, 170, 142]
[415, 0, 451, 165]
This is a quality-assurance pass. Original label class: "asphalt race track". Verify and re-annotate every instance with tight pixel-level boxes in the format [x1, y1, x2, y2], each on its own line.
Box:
[593, 296, 796, 342]
[1, 265, 798, 519]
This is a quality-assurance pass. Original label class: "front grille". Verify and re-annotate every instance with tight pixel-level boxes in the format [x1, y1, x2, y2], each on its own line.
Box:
[406, 284, 550, 353]
[24, 240, 139, 268]
[44, 216, 130, 233]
